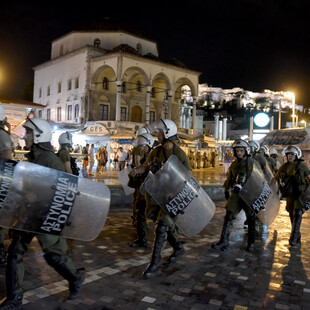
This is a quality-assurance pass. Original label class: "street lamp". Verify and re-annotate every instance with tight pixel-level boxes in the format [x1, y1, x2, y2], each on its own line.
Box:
[301, 120, 306, 128]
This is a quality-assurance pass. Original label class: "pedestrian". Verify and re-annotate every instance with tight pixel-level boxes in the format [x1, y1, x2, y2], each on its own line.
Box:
[88, 143, 95, 175]
[195, 151, 201, 169]
[113, 149, 118, 170]
[130, 119, 191, 278]
[211, 150, 216, 167]
[0, 118, 84, 309]
[0, 105, 12, 267]
[82, 143, 89, 170]
[117, 147, 127, 171]
[73, 144, 80, 153]
[211, 139, 260, 252]
[128, 133, 154, 249]
[271, 145, 310, 246]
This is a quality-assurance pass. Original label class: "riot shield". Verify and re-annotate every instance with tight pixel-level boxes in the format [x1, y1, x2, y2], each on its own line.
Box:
[0, 157, 18, 210]
[144, 155, 215, 237]
[239, 166, 280, 226]
[139, 171, 154, 195]
[117, 166, 135, 196]
[0, 162, 110, 241]
[298, 186, 310, 211]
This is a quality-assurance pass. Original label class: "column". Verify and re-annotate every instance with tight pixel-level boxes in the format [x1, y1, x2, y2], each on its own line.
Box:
[222, 117, 227, 140]
[115, 81, 122, 122]
[219, 120, 223, 140]
[192, 96, 197, 134]
[214, 114, 219, 139]
[145, 85, 151, 124]
[180, 105, 184, 128]
[168, 90, 173, 120]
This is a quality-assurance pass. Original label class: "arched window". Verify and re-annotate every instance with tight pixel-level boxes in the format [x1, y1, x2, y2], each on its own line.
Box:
[122, 82, 126, 93]
[151, 87, 156, 98]
[39, 88, 42, 98]
[94, 38, 101, 48]
[47, 85, 50, 96]
[103, 77, 109, 90]
[67, 79, 72, 91]
[74, 104, 79, 118]
[75, 77, 79, 89]
[136, 81, 142, 92]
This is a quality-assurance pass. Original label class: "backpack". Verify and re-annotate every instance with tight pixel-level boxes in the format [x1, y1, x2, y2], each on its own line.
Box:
[70, 156, 80, 176]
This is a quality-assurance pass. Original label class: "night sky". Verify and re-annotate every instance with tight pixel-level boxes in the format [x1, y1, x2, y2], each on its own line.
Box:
[1, 0, 310, 107]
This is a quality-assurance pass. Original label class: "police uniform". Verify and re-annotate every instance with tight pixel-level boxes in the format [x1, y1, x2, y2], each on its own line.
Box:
[142, 142, 191, 278]
[212, 141, 259, 252]
[128, 151, 149, 248]
[276, 156, 310, 246]
[252, 153, 267, 171]
[223, 157, 258, 218]
[0, 128, 12, 266]
[58, 146, 71, 165]
[130, 144, 145, 227]
[4, 144, 82, 301]
[277, 161, 310, 213]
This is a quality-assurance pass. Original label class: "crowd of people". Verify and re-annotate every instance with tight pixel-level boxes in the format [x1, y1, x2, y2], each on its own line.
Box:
[0, 103, 310, 308]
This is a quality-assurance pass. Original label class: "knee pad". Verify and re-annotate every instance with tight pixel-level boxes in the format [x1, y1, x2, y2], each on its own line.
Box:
[155, 223, 167, 235]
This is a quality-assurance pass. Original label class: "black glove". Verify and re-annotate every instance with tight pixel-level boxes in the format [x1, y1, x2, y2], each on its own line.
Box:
[225, 190, 230, 200]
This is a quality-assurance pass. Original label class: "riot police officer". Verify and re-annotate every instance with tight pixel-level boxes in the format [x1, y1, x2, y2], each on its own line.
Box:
[272, 145, 310, 246]
[259, 145, 276, 175]
[211, 139, 259, 252]
[0, 105, 12, 267]
[249, 140, 267, 171]
[130, 119, 191, 278]
[58, 131, 79, 175]
[130, 126, 150, 227]
[129, 133, 154, 249]
[0, 118, 84, 309]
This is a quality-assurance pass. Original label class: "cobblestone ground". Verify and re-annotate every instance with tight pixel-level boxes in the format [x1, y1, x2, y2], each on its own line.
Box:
[1, 201, 310, 309]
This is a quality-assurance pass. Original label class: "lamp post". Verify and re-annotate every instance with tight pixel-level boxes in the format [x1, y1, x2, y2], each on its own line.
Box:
[290, 92, 296, 128]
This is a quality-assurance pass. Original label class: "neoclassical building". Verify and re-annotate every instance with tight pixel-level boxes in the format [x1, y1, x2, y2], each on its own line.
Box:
[33, 30, 200, 141]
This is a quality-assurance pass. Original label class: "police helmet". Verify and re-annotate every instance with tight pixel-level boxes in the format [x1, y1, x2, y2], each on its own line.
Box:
[137, 126, 150, 136]
[248, 140, 260, 152]
[59, 131, 73, 145]
[137, 133, 154, 148]
[260, 145, 270, 156]
[231, 139, 251, 156]
[23, 118, 52, 144]
[270, 148, 278, 156]
[284, 145, 302, 159]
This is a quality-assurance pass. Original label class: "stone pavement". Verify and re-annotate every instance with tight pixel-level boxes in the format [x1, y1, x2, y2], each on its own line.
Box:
[1, 200, 310, 309]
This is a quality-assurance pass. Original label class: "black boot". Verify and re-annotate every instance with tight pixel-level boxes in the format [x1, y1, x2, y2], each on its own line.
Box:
[211, 211, 233, 251]
[0, 244, 6, 267]
[0, 294, 23, 309]
[44, 253, 85, 299]
[290, 209, 303, 246]
[130, 212, 147, 249]
[166, 230, 185, 263]
[246, 216, 256, 252]
[130, 238, 147, 248]
[142, 223, 167, 279]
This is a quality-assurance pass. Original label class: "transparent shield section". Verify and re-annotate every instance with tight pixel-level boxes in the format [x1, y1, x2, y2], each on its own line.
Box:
[145, 155, 215, 236]
[0, 162, 110, 241]
[117, 166, 135, 196]
[239, 166, 280, 225]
